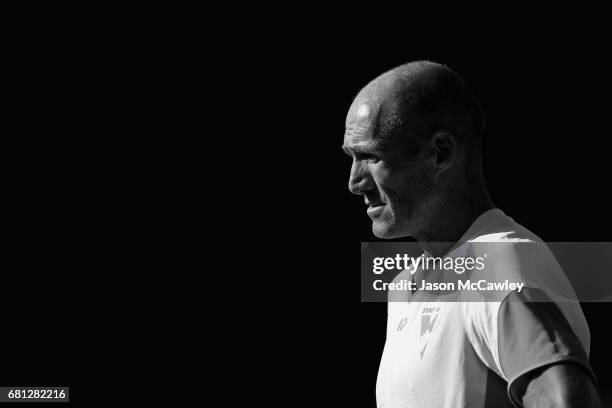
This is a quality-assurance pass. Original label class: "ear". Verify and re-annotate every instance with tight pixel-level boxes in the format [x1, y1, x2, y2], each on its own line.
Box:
[431, 130, 456, 177]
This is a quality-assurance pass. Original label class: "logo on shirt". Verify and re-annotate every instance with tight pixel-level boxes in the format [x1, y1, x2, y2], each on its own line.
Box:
[419, 306, 441, 359]
[397, 317, 407, 331]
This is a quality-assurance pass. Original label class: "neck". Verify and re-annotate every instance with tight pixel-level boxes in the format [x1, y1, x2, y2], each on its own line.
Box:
[417, 176, 494, 257]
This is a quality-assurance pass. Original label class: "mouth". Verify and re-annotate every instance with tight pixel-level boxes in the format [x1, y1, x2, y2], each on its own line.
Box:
[365, 199, 384, 207]
[366, 202, 385, 217]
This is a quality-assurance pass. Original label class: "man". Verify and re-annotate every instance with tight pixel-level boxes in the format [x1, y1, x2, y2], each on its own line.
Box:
[344, 61, 600, 407]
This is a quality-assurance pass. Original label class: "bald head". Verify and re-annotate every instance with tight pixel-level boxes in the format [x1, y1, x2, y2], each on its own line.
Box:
[347, 61, 484, 151]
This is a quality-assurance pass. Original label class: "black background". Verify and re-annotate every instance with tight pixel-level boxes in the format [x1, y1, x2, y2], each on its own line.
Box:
[4, 23, 612, 406]
[282, 41, 612, 406]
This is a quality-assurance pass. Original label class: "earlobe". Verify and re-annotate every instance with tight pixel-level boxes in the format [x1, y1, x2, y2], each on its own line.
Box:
[432, 130, 456, 176]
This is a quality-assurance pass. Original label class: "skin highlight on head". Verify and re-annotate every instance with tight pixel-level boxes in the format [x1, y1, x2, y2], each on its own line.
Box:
[343, 61, 494, 256]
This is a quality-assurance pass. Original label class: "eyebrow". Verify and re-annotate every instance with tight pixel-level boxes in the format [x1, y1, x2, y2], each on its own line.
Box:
[341, 144, 378, 157]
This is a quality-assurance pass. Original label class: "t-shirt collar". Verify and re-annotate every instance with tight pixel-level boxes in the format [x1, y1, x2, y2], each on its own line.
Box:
[442, 208, 506, 257]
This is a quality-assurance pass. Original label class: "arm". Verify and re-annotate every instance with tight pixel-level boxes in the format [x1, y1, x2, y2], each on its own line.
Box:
[517, 361, 601, 408]
[495, 288, 600, 407]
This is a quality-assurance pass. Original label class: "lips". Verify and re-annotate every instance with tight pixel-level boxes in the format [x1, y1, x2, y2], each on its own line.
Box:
[366, 202, 385, 217]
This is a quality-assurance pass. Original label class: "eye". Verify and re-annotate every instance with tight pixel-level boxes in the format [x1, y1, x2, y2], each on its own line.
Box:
[358, 153, 379, 163]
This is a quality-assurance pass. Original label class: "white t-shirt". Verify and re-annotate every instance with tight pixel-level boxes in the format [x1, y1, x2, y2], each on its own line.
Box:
[376, 209, 595, 408]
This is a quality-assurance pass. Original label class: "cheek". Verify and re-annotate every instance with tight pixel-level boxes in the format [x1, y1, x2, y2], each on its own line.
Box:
[371, 163, 407, 190]
[380, 166, 436, 206]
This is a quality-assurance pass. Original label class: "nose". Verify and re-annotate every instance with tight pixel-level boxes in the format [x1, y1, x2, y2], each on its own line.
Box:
[348, 159, 372, 195]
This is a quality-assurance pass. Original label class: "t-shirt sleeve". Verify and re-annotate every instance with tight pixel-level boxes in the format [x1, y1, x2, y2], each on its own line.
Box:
[497, 287, 596, 406]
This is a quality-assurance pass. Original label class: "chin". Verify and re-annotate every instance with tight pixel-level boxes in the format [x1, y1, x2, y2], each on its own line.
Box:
[372, 221, 412, 240]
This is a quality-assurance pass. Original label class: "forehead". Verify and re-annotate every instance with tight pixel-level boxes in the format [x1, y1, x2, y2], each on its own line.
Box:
[344, 99, 423, 159]
[344, 114, 375, 151]
[344, 98, 377, 142]
[344, 94, 407, 150]
[346, 96, 379, 126]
